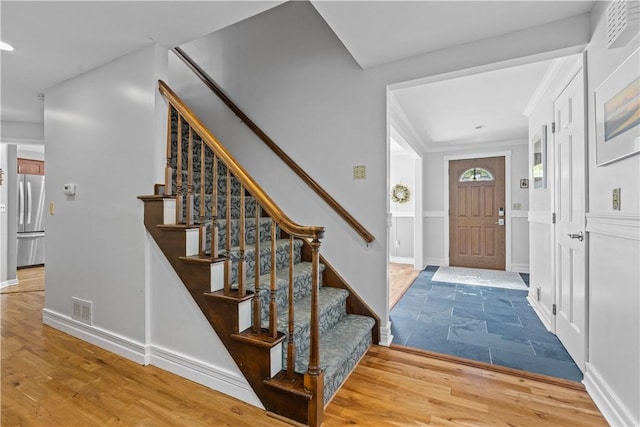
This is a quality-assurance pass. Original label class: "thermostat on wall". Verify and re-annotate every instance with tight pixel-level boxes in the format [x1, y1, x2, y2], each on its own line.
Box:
[63, 183, 76, 196]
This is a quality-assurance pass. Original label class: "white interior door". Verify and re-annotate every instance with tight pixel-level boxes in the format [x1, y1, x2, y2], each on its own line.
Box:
[554, 69, 587, 372]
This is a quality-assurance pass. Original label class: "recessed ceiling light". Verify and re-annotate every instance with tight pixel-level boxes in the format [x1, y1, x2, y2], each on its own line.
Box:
[0, 41, 15, 51]
[474, 125, 486, 130]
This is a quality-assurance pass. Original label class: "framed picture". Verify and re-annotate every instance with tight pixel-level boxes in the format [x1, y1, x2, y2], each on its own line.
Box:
[595, 47, 640, 166]
[532, 125, 547, 190]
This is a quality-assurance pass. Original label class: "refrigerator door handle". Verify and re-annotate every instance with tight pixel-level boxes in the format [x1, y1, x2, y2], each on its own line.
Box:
[26, 181, 32, 225]
[19, 181, 24, 225]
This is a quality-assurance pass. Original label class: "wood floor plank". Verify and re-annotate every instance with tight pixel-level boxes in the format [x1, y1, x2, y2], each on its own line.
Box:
[2, 270, 607, 426]
[389, 262, 420, 309]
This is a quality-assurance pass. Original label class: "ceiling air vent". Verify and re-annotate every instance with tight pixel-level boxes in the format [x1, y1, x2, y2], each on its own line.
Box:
[607, 0, 640, 49]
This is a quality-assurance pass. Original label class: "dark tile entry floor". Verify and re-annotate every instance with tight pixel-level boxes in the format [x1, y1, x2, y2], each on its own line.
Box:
[390, 266, 583, 382]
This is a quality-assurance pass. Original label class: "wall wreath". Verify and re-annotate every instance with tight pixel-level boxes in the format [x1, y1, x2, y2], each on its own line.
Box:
[391, 183, 411, 204]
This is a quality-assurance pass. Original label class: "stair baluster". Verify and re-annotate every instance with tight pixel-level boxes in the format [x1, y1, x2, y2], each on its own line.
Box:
[224, 167, 232, 294]
[198, 137, 206, 256]
[287, 234, 295, 380]
[237, 185, 246, 297]
[164, 106, 173, 196]
[211, 154, 219, 259]
[305, 237, 324, 427]
[185, 127, 194, 227]
[175, 116, 183, 223]
[269, 219, 278, 339]
[252, 204, 262, 334]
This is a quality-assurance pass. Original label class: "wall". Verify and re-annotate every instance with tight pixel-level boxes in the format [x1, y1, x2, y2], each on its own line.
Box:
[422, 143, 530, 271]
[171, 1, 585, 341]
[390, 151, 415, 262]
[0, 144, 18, 287]
[42, 45, 167, 362]
[582, 3, 640, 426]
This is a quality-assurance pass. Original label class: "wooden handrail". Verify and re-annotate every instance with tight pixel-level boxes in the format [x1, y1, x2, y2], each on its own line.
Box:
[172, 47, 375, 245]
[159, 80, 324, 241]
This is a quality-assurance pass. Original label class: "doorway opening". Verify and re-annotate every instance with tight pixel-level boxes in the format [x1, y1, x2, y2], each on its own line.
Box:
[386, 53, 586, 382]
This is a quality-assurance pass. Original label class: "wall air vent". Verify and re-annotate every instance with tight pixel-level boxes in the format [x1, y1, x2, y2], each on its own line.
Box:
[607, 0, 640, 49]
[72, 297, 93, 325]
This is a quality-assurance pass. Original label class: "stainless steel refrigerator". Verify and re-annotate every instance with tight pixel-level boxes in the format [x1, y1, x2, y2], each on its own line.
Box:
[17, 174, 45, 267]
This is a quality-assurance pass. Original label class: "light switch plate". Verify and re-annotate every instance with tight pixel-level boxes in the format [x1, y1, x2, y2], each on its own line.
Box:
[353, 165, 366, 179]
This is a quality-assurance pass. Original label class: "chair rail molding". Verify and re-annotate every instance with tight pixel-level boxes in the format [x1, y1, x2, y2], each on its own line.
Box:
[586, 213, 640, 241]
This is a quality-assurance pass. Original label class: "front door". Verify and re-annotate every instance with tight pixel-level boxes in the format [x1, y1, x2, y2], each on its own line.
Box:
[554, 69, 587, 372]
[449, 156, 506, 270]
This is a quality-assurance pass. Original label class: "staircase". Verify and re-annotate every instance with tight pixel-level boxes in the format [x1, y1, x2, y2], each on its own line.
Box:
[139, 81, 376, 426]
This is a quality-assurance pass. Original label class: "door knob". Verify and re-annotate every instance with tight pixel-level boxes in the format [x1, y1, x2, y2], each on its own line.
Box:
[567, 232, 584, 241]
[495, 219, 504, 226]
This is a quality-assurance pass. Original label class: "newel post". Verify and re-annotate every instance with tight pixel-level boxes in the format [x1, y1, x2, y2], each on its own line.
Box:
[305, 237, 324, 427]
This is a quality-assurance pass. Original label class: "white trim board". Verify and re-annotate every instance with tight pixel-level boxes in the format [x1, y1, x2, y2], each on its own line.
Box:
[148, 344, 262, 409]
[584, 362, 638, 427]
[526, 295, 553, 332]
[443, 151, 513, 270]
[43, 308, 147, 365]
[390, 256, 414, 265]
[1, 279, 19, 289]
[586, 213, 640, 241]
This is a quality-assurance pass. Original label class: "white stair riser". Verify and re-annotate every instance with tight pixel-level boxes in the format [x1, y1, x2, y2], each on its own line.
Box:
[211, 262, 225, 292]
[270, 343, 283, 377]
[185, 229, 199, 257]
[238, 300, 252, 332]
[163, 199, 176, 225]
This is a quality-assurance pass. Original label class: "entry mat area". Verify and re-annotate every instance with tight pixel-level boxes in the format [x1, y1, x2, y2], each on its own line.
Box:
[433, 266, 527, 290]
[391, 266, 583, 382]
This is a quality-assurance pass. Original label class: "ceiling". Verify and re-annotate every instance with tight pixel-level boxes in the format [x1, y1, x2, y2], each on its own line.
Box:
[391, 58, 557, 151]
[1, 1, 284, 124]
[1, 0, 595, 150]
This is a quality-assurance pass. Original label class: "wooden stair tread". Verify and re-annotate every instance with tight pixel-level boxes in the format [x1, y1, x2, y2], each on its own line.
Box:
[157, 224, 200, 231]
[138, 194, 173, 201]
[204, 289, 254, 303]
[264, 371, 312, 400]
[179, 254, 226, 264]
[231, 328, 287, 348]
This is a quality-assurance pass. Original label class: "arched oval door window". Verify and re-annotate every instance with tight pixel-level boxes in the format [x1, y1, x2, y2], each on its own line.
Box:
[459, 167, 494, 182]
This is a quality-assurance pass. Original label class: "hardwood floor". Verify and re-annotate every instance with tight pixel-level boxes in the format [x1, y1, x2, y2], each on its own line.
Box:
[1, 266, 45, 294]
[1, 271, 607, 426]
[389, 262, 420, 309]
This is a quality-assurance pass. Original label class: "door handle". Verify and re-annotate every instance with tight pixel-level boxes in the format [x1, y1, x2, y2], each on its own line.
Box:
[567, 232, 584, 242]
[494, 219, 504, 226]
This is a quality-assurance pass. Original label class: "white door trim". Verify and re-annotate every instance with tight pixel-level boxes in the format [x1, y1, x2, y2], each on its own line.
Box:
[443, 151, 512, 270]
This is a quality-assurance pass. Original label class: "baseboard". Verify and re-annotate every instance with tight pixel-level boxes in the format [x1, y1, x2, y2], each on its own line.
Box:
[42, 308, 148, 365]
[511, 263, 530, 273]
[378, 322, 393, 347]
[389, 256, 413, 264]
[148, 344, 263, 409]
[584, 362, 638, 427]
[1, 279, 19, 289]
[526, 295, 553, 331]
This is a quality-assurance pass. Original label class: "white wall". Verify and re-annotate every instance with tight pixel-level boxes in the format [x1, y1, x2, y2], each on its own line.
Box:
[390, 151, 415, 261]
[0, 144, 18, 287]
[582, 4, 640, 426]
[171, 1, 582, 339]
[43, 45, 167, 361]
[422, 143, 529, 271]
